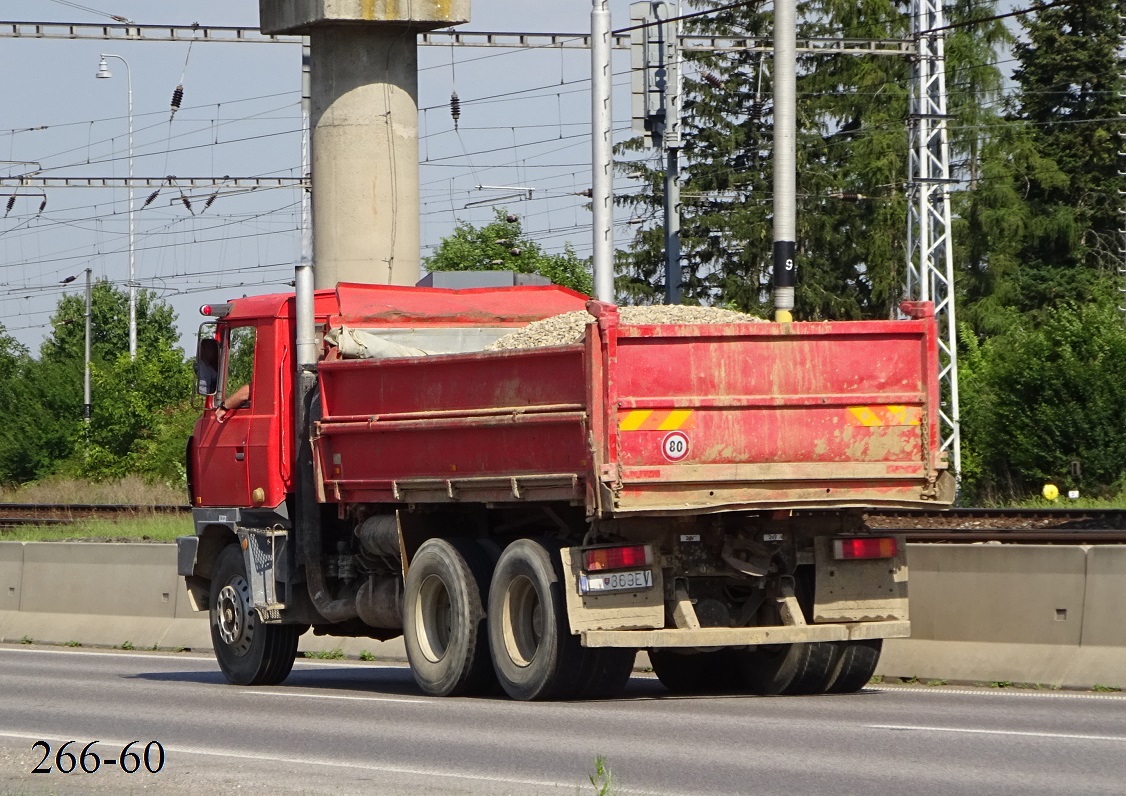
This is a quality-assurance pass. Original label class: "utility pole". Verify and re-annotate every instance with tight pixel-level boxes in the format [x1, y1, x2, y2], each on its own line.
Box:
[907, 0, 960, 478]
[84, 268, 92, 423]
[772, 0, 797, 323]
[662, 6, 682, 306]
[592, 0, 615, 303]
[631, 1, 682, 305]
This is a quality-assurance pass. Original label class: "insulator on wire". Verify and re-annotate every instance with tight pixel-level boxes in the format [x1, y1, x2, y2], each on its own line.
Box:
[703, 72, 723, 89]
[38, 197, 47, 214]
[5, 196, 15, 216]
[170, 84, 185, 119]
[143, 189, 161, 208]
[203, 191, 219, 212]
[181, 195, 193, 213]
[450, 91, 461, 131]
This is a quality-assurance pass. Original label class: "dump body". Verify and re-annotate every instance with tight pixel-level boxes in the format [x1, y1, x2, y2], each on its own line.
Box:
[313, 300, 951, 514]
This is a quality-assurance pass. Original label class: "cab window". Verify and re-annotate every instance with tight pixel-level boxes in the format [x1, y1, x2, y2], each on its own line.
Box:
[224, 326, 257, 407]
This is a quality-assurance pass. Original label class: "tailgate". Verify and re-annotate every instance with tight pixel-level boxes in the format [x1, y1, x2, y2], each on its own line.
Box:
[591, 302, 952, 514]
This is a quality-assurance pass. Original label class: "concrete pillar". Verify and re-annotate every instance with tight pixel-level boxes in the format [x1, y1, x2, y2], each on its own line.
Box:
[260, 1, 470, 289]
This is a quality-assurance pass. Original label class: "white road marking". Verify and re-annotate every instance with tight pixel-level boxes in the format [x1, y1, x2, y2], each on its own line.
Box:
[247, 690, 432, 705]
[0, 729, 675, 795]
[874, 685, 1126, 701]
[0, 645, 410, 669]
[871, 724, 1126, 743]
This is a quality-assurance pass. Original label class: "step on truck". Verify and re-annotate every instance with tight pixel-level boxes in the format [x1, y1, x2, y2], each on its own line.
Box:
[178, 281, 954, 700]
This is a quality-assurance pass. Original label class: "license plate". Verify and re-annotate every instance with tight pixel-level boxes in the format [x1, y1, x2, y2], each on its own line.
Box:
[579, 569, 653, 594]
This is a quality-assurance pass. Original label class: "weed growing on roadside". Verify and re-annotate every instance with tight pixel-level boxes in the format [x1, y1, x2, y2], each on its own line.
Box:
[1093, 684, 1122, 693]
[359, 650, 375, 661]
[304, 648, 345, 660]
[19, 636, 32, 645]
[589, 756, 614, 796]
[868, 674, 884, 685]
[64, 640, 81, 647]
[120, 641, 134, 651]
[990, 680, 1012, 688]
[926, 679, 948, 687]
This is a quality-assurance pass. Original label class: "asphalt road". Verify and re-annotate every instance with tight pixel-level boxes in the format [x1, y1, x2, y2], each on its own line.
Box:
[1, 645, 1124, 795]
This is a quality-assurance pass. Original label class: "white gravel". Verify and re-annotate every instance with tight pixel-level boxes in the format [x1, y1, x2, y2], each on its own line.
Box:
[487, 305, 764, 350]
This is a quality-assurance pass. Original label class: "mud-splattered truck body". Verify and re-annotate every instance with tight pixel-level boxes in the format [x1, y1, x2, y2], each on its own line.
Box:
[179, 282, 953, 699]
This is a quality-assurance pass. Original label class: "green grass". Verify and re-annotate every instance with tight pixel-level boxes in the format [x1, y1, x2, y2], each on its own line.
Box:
[304, 648, 345, 660]
[359, 650, 375, 661]
[0, 476, 186, 506]
[0, 514, 191, 543]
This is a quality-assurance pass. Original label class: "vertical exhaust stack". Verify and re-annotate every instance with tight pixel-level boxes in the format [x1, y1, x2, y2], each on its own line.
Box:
[260, 1, 471, 290]
[772, 0, 797, 323]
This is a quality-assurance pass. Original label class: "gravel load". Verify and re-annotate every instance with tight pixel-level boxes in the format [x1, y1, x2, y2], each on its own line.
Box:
[487, 305, 764, 350]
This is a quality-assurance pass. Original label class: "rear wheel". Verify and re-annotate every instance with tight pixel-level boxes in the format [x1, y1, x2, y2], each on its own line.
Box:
[403, 538, 496, 697]
[822, 639, 883, 693]
[649, 649, 741, 694]
[734, 566, 835, 695]
[488, 538, 591, 701]
[210, 544, 300, 686]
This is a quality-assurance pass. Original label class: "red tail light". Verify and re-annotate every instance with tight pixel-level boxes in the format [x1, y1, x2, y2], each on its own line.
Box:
[583, 545, 652, 571]
[833, 537, 898, 560]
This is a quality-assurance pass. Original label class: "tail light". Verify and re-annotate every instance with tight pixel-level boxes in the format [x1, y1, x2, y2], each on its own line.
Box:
[583, 544, 652, 572]
[832, 537, 898, 560]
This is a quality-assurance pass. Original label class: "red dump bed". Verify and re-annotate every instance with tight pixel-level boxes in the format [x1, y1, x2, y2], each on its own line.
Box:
[313, 300, 952, 515]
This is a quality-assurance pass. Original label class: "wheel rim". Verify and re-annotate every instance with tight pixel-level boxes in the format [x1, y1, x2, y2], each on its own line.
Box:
[215, 574, 255, 657]
[501, 575, 543, 668]
[415, 574, 453, 664]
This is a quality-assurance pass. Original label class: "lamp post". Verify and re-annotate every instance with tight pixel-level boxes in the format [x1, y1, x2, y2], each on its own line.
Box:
[95, 54, 136, 360]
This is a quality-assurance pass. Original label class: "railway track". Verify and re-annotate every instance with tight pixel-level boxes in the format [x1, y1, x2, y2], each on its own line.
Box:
[867, 507, 1126, 543]
[0, 503, 188, 530]
[0, 504, 1122, 543]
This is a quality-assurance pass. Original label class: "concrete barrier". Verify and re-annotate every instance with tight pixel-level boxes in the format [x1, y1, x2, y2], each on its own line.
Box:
[875, 544, 1126, 688]
[1, 541, 1124, 687]
[0, 541, 406, 660]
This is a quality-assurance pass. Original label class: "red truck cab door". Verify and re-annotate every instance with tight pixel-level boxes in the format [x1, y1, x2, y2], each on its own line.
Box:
[195, 325, 257, 508]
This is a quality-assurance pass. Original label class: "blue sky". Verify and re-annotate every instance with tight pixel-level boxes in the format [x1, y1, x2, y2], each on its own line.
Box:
[0, 1, 646, 352]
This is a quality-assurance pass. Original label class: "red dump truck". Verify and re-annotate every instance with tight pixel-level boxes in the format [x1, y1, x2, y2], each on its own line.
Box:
[178, 281, 954, 700]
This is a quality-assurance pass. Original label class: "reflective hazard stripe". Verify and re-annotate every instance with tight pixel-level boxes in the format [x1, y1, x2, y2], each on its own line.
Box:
[620, 409, 695, 431]
[848, 405, 922, 426]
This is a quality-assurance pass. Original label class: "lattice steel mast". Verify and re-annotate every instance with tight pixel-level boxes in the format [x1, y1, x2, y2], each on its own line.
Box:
[906, 0, 960, 479]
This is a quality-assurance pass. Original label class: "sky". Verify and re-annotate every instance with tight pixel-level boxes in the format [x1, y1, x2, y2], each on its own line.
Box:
[0, 1, 650, 353]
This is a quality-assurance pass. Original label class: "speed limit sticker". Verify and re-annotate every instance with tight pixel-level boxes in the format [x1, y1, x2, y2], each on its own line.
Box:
[662, 431, 690, 462]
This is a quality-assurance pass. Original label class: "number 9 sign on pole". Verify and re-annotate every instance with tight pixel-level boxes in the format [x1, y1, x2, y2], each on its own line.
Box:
[662, 431, 689, 462]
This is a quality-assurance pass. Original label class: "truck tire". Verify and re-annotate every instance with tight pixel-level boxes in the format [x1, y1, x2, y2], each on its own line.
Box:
[488, 538, 588, 701]
[403, 538, 496, 697]
[649, 649, 741, 694]
[576, 647, 635, 700]
[734, 566, 834, 695]
[210, 544, 300, 686]
[822, 639, 882, 694]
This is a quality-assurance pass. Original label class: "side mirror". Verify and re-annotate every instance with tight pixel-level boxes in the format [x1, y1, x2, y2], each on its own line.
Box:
[195, 338, 220, 396]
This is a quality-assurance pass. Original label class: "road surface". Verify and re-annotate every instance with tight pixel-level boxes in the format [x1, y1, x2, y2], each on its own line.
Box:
[1, 644, 1124, 795]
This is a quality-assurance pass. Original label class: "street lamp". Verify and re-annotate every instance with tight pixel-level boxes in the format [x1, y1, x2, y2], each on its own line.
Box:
[95, 54, 136, 360]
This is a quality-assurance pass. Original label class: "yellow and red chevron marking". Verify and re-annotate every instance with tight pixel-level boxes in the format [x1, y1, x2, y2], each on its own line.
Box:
[620, 409, 695, 431]
[847, 405, 922, 427]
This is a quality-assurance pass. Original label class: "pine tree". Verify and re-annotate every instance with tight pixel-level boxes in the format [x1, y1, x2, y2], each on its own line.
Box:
[1004, 1, 1126, 310]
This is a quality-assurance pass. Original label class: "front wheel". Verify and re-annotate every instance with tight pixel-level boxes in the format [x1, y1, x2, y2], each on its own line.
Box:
[210, 544, 300, 686]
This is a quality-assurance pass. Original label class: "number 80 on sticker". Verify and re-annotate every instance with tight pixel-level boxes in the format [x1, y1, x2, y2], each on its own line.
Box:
[662, 431, 690, 462]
